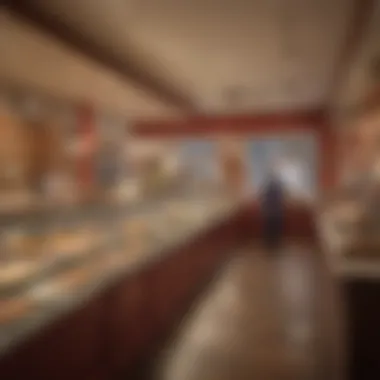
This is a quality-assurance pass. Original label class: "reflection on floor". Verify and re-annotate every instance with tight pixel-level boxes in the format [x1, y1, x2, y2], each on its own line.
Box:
[155, 244, 321, 380]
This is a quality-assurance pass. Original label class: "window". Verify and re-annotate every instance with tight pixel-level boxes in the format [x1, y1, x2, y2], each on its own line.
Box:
[246, 134, 317, 199]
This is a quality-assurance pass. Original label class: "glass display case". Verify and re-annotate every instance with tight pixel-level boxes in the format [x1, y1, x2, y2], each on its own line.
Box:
[320, 108, 380, 262]
[0, 90, 240, 352]
[0, 196, 236, 334]
[0, 191, 235, 336]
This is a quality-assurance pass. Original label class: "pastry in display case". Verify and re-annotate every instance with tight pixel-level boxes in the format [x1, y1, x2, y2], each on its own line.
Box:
[1, 225, 47, 261]
[0, 261, 38, 294]
[44, 225, 100, 262]
[163, 201, 206, 227]
[52, 265, 98, 291]
[0, 224, 43, 295]
[0, 218, 105, 296]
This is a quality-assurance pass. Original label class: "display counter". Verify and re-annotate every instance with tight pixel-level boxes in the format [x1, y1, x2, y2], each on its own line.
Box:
[247, 198, 316, 239]
[318, 208, 380, 380]
[0, 196, 249, 379]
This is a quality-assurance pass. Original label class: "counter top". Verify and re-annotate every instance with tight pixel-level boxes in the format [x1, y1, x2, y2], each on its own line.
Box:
[0, 201, 242, 358]
[317, 218, 380, 281]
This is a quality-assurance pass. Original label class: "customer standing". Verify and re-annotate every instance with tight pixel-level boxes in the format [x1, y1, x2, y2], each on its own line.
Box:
[260, 170, 285, 251]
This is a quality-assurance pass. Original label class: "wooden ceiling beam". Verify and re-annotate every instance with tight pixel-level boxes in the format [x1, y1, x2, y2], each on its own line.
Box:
[133, 108, 327, 137]
[327, 0, 376, 106]
[4, 0, 196, 111]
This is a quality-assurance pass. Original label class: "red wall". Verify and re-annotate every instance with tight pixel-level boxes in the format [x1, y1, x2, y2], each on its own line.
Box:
[133, 109, 337, 191]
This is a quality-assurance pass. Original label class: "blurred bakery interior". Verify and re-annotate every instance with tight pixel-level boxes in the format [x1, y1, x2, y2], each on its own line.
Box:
[0, 1, 380, 379]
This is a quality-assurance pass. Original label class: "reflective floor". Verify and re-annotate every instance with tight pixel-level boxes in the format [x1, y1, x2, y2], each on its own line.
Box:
[154, 244, 341, 380]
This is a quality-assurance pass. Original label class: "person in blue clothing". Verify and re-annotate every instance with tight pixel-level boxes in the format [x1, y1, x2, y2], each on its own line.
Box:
[260, 170, 285, 251]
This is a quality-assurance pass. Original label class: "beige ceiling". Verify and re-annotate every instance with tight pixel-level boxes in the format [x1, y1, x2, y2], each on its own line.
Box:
[30, 0, 354, 114]
[0, 9, 181, 119]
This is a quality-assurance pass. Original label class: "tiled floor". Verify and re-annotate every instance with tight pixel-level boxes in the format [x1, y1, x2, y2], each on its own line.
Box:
[154, 244, 338, 380]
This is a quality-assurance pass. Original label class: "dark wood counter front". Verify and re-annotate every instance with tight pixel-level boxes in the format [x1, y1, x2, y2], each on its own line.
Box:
[341, 278, 380, 380]
[0, 206, 251, 380]
[0, 203, 314, 380]
[246, 201, 316, 240]
[318, 217, 380, 380]
[0, 296, 107, 380]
